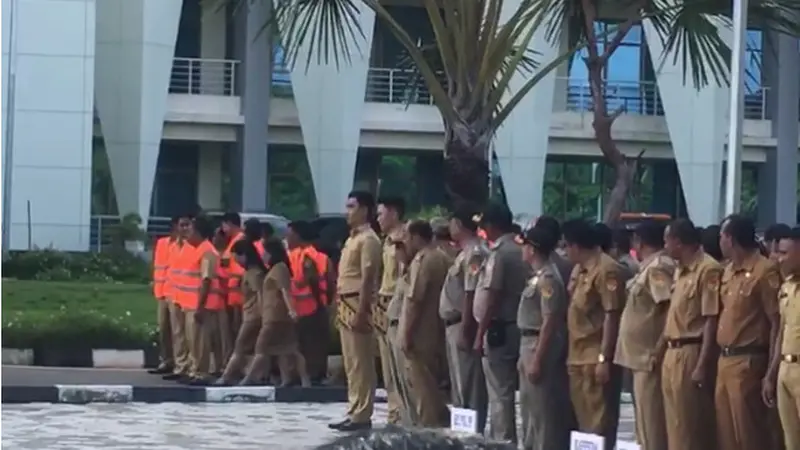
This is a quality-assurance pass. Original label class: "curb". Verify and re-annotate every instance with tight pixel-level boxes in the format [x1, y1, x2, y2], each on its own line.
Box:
[3, 348, 156, 368]
[2, 385, 390, 404]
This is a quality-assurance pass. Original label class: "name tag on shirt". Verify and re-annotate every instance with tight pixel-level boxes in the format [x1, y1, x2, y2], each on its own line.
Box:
[449, 407, 478, 434]
[569, 431, 605, 450]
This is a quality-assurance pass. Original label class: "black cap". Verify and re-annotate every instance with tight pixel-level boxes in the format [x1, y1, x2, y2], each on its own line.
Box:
[479, 203, 513, 229]
[519, 227, 557, 254]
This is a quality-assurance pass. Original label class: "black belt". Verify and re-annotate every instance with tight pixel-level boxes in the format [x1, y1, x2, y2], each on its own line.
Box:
[339, 293, 359, 300]
[782, 354, 800, 363]
[389, 319, 399, 327]
[720, 345, 769, 357]
[666, 337, 703, 349]
[443, 315, 462, 327]
[520, 329, 540, 337]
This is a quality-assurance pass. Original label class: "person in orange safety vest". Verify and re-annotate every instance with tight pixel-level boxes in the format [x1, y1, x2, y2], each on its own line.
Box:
[286, 220, 334, 385]
[173, 215, 226, 385]
[219, 212, 246, 364]
[149, 216, 186, 375]
[160, 213, 195, 381]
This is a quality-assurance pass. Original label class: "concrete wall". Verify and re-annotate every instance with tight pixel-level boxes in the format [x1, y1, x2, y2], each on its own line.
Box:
[2, 0, 96, 251]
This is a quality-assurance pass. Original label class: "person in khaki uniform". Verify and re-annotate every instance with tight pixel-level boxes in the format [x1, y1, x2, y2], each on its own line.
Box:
[614, 221, 674, 450]
[439, 207, 489, 434]
[473, 204, 530, 443]
[715, 215, 783, 450]
[329, 191, 382, 432]
[375, 197, 406, 424]
[399, 220, 452, 427]
[561, 219, 625, 450]
[517, 227, 571, 450]
[160, 214, 193, 382]
[769, 227, 800, 448]
[661, 218, 721, 450]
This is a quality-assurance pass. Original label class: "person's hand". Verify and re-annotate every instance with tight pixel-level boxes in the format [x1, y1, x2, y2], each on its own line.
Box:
[594, 362, 610, 385]
[524, 357, 542, 385]
[762, 375, 777, 408]
[194, 308, 206, 324]
[351, 312, 370, 333]
[473, 333, 484, 356]
[288, 309, 298, 322]
[691, 365, 706, 389]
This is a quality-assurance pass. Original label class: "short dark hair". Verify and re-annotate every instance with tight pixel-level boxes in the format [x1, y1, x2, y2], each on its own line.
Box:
[450, 205, 479, 233]
[701, 225, 723, 261]
[534, 215, 561, 241]
[288, 220, 316, 242]
[407, 220, 433, 242]
[612, 228, 632, 253]
[170, 215, 181, 226]
[377, 196, 406, 219]
[264, 237, 292, 278]
[348, 191, 376, 215]
[231, 239, 267, 272]
[666, 218, 701, 246]
[633, 220, 665, 249]
[262, 222, 275, 239]
[562, 219, 595, 250]
[765, 223, 792, 243]
[193, 216, 215, 240]
[511, 223, 523, 235]
[221, 212, 241, 227]
[480, 203, 513, 231]
[721, 214, 758, 250]
[243, 218, 263, 242]
[522, 226, 557, 255]
[593, 223, 613, 252]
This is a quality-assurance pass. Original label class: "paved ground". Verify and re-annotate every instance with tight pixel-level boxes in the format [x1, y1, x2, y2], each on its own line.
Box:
[2, 402, 636, 449]
[2, 366, 176, 387]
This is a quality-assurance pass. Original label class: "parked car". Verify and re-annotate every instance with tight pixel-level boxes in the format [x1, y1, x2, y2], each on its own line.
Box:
[204, 212, 292, 238]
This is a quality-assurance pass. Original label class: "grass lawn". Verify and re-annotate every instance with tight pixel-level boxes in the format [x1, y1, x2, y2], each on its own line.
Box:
[2, 279, 157, 325]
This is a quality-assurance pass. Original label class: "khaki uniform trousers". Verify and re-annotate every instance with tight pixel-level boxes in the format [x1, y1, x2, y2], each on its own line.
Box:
[298, 308, 330, 382]
[482, 323, 520, 444]
[387, 322, 417, 425]
[567, 363, 623, 450]
[405, 346, 450, 427]
[444, 321, 488, 434]
[168, 300, 191, 375]
[778, 362, 800, 450]
[377, 330, 402, 424]
[156, 299, 174, 368]
[184, 309, 224, 379]
[340, 326, 377, 423]
[631, 369, 667, 450]
[715, 354, 775, 450]
[220, 305, 239, 365]
[661, 345, 716, 450]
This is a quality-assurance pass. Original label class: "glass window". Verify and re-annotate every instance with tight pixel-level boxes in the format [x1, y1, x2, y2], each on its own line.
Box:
[745, 29, 763, 92]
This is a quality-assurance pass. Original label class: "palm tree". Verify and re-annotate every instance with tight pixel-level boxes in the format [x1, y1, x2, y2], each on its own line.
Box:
[535, 0, 800, 223]
[231, 0, 584, 208]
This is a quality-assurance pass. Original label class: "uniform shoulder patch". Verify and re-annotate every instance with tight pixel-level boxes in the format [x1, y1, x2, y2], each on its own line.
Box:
[605, 277, 619, 293]
[706, 268, 721, 291]
[539, 275, 554, 300]
[650, 268, 671, 288]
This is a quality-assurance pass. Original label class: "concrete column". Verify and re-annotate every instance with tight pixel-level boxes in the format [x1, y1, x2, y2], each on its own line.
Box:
[643, 18, 728, 226]
[493, 1, 559, 218]
[2, 0, 95, 250]
[290, 4, 375, 214]
[197, 143, 223, 210]
[758, 33, 798, 225]
[231, 1, 271, 212]
[200, 0, 227, 95]
[95, 0, 183, 226]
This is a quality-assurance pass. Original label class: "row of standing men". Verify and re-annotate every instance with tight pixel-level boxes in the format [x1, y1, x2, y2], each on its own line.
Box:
[149, 213, 335, 387]
[326, 191, 800, 450]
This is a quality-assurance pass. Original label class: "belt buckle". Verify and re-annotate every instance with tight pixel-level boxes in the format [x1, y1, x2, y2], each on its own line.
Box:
[667, 340, 678, 349]
[784, 354, 796, 363]
[721, 347, 732, 357]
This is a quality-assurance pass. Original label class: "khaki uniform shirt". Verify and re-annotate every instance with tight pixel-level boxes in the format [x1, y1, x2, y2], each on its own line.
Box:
[379, 228, 405, 297]
[439, 238, 488, 321]
[780, 274, 800, 355]
[336, 224, 382, 327]
[387, 272, 409, 322]
[241, 268, 266, 319]
[614, 252, 676, 371]
[517, 260, 568, 331]
[567, 252, 626, 365]
[400, 246, 451, 349]
[261, 262, 292, 324]
[717, 252, 781, 348]
[663, 251, 722, 340]
[552, 252, 575, 289]
[473, 234, 531, 323]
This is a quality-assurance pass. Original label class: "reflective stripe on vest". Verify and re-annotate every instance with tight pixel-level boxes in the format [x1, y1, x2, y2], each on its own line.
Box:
[289, 247, 329, 317]
[173, 241, 224, 310]
[152, 237, 172, 298]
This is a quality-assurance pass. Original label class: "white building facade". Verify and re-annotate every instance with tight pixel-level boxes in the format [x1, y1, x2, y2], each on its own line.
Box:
[2, 0, 799, 251]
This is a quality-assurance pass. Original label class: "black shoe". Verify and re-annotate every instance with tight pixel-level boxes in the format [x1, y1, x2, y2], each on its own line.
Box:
[162, 373, 182, 381]
[328, 418, 351, 430]
[176, 375, 195, 384]
[211, 372, 223, 378]
[188, 378, 211, 386]
[148, 366, 174, 375]
[338, 420, 372, 432]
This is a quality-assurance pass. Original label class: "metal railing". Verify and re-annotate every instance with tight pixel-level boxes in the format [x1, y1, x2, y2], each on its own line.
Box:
[169, 57, 239, 96]
[90, 215, 172, 252]
[365, 68, 444, 105]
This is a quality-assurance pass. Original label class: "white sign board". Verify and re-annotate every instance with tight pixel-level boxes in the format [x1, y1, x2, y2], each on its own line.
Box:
[450, 407, 478, 434]
[569, 431, 605, 450]
[617, 442, 641, 450]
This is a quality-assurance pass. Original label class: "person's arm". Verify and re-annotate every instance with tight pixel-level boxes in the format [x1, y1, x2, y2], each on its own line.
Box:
[303, 254, 323, 307]
[648, 263, 675, 362]
[462, 246, 486, 339]
[358, 236, 382, 317]
[760, 266, 782, 379]
[477, 251, 505, 340]
[533, 274, 561, 367]
[697, 265, 722, 376]
[198, 250, 217, 311]
[277, 264, 297, 318]
[404, 254, 430, 340]
[325, 256, 336, 304]
[597, 265, 624, 362]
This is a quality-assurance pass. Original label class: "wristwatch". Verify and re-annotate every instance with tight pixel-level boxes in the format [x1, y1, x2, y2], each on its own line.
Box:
[598, 354, 607, 363]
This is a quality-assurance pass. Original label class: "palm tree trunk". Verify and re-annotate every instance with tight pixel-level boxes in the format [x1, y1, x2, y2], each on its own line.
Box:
[443, 124, 491, 209]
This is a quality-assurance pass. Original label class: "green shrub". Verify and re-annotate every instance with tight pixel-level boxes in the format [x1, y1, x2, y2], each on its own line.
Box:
[3, 249, 150, 283]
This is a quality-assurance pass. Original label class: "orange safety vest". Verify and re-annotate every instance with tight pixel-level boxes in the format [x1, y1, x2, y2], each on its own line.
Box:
[288, 246, 329, 317]
[175, 240, 224, 310]
[477, 228, 494, 246]
[152, 236, 171, 298]
[164, 241, 185, 303]
[222, 232, 246, 306]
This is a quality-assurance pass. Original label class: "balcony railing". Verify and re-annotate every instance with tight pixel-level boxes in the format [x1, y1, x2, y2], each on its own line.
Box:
[169, 57, 239, 96]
